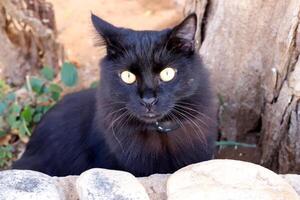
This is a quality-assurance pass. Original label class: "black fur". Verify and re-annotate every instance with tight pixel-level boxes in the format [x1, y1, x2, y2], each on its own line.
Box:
[12, 13, 217, 177]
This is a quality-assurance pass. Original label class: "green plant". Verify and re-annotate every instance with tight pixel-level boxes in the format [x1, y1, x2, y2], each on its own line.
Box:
[0, 145, 13, 167]
[216, 141, 257, 148]
[0, 62, 78, 168]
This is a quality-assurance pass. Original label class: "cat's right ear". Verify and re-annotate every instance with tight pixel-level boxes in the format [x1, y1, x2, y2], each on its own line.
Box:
[167, 13, 197, 54]
[91, 13, 121, 56]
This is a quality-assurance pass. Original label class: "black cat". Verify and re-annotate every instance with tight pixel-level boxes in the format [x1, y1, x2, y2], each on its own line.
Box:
[12, 13, 218, 177]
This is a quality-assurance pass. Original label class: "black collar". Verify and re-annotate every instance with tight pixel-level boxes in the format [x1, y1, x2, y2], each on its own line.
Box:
[149, 120, 180, 134]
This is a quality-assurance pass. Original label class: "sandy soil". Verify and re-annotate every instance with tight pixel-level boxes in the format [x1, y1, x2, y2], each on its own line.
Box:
[48, 0, 184, 87]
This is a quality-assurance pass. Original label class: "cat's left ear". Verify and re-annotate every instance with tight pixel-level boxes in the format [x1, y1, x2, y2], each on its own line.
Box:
[167, 13, 197, 53]
[91, 13, 122, 56]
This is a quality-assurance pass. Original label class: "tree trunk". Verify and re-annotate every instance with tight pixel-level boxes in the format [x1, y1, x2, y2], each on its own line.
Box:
[186, 0, 300, 173]
[0, 0, 63, 86]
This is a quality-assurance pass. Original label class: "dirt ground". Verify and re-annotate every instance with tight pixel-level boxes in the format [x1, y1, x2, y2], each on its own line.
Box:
[48, 0, 185, 87]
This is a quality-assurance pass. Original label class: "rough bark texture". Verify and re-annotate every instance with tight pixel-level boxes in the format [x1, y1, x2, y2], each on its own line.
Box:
[0, 0, 63, 86]
[186, 0, 300, 173]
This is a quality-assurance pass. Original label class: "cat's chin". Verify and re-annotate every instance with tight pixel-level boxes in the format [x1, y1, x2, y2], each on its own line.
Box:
[139, 114, 164, 124]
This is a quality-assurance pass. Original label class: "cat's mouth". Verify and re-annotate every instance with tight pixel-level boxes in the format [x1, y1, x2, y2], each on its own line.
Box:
[140, 112, 163, 123]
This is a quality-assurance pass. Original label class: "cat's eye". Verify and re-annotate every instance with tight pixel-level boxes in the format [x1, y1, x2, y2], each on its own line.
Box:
[160, 67, 176, 82]
[120, 70, 136, 84]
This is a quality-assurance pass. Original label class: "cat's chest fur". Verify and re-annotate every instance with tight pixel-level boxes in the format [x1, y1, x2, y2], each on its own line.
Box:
[96, 110, 215, 176]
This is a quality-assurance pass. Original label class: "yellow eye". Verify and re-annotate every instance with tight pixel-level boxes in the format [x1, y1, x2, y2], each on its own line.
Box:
[120, 70, 136, 84]
[160, 67, 176, 82]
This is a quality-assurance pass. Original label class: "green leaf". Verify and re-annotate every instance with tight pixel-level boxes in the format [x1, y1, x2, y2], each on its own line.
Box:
[18, 123, 26, 137]
[0, 80, 9, 94]
[21, 106, 33, 123]
[37, 96, 51, 105]
[11, 103, 21, 114]
[41, 66, 55, 81]
[7, 114, 17, 127]
[11, 120, 21, 129]
[51, 92, 60, 101]
[90, 81, 99, 88]
[5, 92, 16, 102]
[0, 130, 6, 137]
[49, 83, 63, 93]
[33, 113, 43, 123]
[30, 77, 45, 94]
[61, 62, 78, 87]
[0, 102, 6, 115]
[0, 145, 13, 167]
[35, 106, 43, 113]
[21, 119, 31, 136]
[42, 105, 52, 113]
[0, 117, 5, 128]
[49, 83, 63, 101]
[217, 94, 225, 106]
[0, 80, 6, 89]
[215, 141, 257, 148]
[42, 85, 50, 94]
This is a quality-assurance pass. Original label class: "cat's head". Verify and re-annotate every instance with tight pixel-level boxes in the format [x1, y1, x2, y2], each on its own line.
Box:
[92, 13, 209, 124]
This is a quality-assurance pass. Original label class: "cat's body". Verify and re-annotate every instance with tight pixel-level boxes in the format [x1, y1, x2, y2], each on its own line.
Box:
[12, 13, 218, 177]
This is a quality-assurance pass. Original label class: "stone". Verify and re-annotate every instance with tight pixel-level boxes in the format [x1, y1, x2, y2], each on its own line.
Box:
[167, 159, 299, 200]
[281, 174, 300, 196]
[54, 176, 78, 200]
[0, 170, 63, 200]
[76, 168, 150, 200]
[138, 174, 169, 200]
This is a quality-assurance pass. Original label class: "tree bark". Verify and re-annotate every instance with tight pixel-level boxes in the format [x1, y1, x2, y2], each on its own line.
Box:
[186, 0, 300, 173]
[0, 0, 63, 86]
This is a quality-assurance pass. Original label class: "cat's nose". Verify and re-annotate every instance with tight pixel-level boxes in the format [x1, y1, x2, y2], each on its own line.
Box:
[142, 97, 157, 105]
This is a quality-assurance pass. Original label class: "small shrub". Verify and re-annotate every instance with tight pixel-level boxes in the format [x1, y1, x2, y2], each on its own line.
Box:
[0, 62, 78, 168]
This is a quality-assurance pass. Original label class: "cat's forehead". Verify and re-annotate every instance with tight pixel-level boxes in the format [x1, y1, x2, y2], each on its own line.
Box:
[123, 29, 169, 49]
[121, 29, 170, 67]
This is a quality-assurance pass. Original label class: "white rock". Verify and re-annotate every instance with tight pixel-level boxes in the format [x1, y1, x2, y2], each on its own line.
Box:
[0, 170, 63, 200]
[167, 159, 299, 200]
[281, 174, 300, 196]
[76, 168, 150, 200]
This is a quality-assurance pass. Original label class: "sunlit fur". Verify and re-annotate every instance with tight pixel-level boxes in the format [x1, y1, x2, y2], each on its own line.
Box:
[12, 13, 218, 176]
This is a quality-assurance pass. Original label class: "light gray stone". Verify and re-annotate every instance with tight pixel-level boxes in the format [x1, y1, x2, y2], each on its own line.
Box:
[167, 159, 299, 200]
[281, 174, 300, 196]
[0, 170, 64, 200]
[138, 174, 169, 200]
[76, 168, 150, 200]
